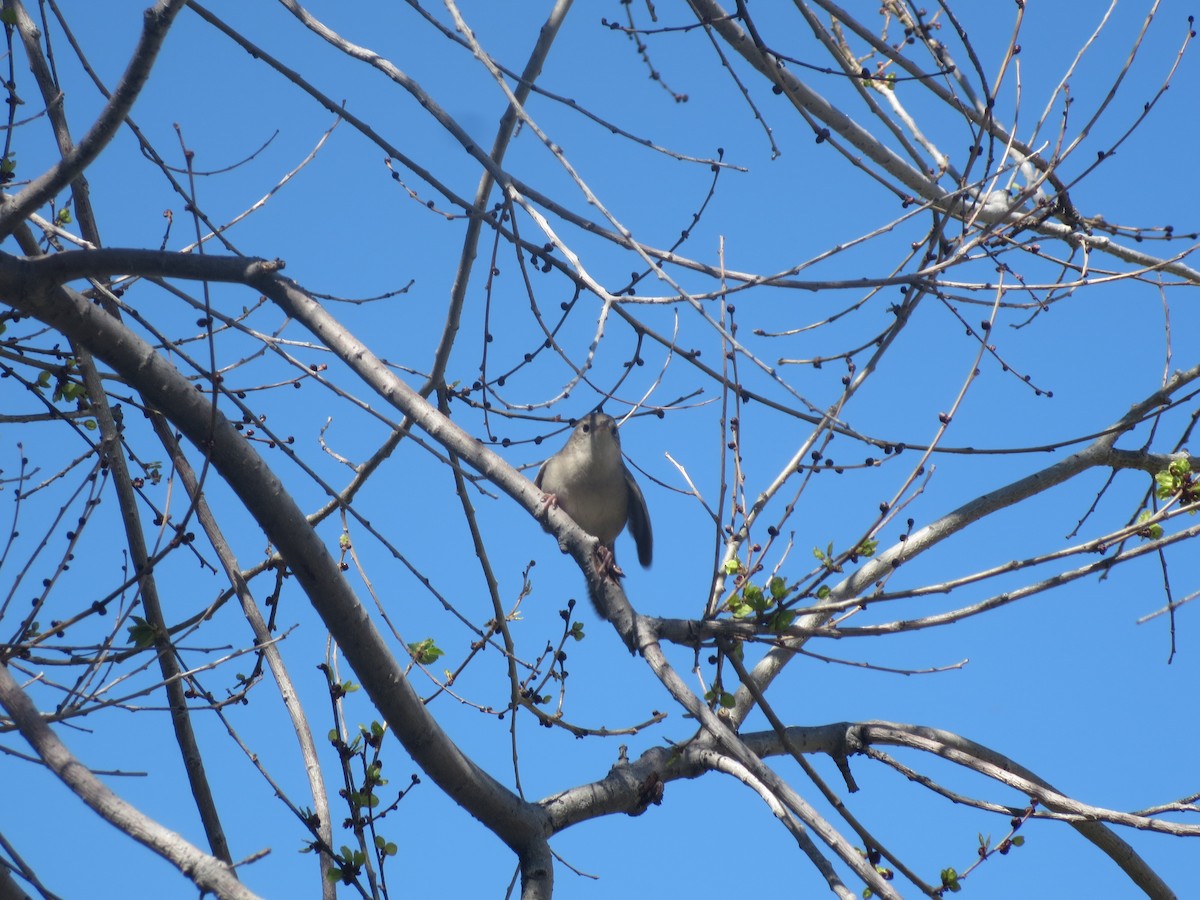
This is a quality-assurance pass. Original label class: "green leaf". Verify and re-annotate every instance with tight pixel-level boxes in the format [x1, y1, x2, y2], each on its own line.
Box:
[1155, 458, 1192, 499]
[1154, 470, 1177, 499]
[816, 585, 831, 600]
[705, 687, 737, 707]
[728, 595, 753, 619]
[1135, 510, 1163, 540]
[126, 616, 156, 648]
[723, 558, 741, 574]
[940, 868, 960, 892]
[768, 576, 787, 599]
[407, 638, 444, 665]
[374, 835, 398, 856]
[856, 538, 878, 557]
[769, 610, 796, 633]
[741, 581, 773, 613]
[815, 542, 842, 572]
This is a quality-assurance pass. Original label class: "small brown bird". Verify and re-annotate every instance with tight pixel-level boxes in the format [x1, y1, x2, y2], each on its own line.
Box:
[535, 411, 653, 582]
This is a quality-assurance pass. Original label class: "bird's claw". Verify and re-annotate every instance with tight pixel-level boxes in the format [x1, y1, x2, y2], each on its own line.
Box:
[594, 544, 625, 580]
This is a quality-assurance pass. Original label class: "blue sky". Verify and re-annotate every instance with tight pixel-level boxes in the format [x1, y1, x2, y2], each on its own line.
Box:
[3, 2, 1199, 898]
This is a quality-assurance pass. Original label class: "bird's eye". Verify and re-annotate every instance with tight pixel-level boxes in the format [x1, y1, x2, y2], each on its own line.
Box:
[581, 423, 590, 433]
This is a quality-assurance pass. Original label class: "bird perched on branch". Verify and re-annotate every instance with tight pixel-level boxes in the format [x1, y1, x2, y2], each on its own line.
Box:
[535, 411, 653, 594]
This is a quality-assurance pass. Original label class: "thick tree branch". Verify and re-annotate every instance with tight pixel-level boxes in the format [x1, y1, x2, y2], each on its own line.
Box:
[685, 0, 1200, 284]
[0, 0, 189, 239]
[731, 365, 1200, 713]
[857, 722, 1179, 899]
[0, 663, 259, 900]
[0, 269, 554, 893]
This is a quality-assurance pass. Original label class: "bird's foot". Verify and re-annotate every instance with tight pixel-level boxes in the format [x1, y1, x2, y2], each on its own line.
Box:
[594, 543, 625, 580]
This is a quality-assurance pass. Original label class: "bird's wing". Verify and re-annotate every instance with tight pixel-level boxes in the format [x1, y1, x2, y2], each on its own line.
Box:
[624, 468, 653, 567]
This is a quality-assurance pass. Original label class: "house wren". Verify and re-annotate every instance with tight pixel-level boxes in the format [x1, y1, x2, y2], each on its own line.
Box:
[535, 412, 653, 583]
